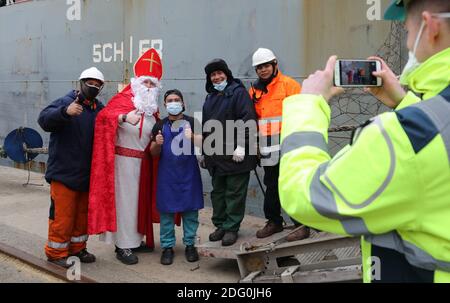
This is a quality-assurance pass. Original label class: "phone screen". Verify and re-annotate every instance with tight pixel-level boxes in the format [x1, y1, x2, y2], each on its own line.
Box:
[339, 60, 379, 86]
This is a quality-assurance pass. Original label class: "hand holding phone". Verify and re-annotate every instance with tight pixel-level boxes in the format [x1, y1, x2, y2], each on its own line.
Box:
[301, 55, 345, 102]
[334, 59, 382, 87]
[364, 56, 407, 109]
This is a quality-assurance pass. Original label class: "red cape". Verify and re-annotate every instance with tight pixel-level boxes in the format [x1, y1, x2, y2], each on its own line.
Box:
[88, 85, 161, 248]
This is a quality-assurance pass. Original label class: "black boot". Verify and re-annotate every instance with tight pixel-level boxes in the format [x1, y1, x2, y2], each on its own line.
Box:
[222, 231, 238, 246]
[48, 257, 71, 269]
[185, 245, 199, 262]
[71, 249, 96, 263]
[115, 247, 139, 265]
[161, 248, 174, 265]
[209, 228, 226, 242]
[131, 241, 154, 253]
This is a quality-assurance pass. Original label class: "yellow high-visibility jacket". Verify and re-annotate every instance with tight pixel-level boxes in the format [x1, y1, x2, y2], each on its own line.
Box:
[279, 48, 450, 283]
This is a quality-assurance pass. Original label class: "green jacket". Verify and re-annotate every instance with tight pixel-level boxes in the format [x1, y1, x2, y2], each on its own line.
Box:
[279, 47, 450, 283]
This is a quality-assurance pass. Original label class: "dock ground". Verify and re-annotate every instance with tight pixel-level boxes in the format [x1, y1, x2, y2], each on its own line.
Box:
[0, 166, 268, 283]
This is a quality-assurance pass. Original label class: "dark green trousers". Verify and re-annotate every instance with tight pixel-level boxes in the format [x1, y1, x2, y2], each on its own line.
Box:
[210, 172, 250, 232]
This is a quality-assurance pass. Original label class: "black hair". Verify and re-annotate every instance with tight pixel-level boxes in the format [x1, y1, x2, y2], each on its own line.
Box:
[164, 89, 184, 102]
[255, 59, 279, 81]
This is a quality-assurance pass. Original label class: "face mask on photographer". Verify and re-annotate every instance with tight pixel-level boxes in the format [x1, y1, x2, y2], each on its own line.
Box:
[80, 80, 103, 101]
[400, 13, 450, 86]
[399, 20, 426, 85]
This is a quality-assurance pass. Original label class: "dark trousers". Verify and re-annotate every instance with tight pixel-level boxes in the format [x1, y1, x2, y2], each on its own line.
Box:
[263, 164, 300, 226]
[371, 245, 434, 283]
[211, 172, 250, 232]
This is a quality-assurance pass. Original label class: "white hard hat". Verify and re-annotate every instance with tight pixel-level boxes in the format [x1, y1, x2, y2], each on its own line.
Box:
[252, 48, 277, 67]
[79, 67, 105, 83]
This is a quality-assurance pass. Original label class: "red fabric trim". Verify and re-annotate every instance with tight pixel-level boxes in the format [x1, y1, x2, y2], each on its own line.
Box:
[115, 146, 146, 159]
[139, 113, 145, 139]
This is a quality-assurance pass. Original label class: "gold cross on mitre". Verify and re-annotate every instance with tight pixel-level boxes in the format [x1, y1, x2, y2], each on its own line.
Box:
[143, 52, 161, 73]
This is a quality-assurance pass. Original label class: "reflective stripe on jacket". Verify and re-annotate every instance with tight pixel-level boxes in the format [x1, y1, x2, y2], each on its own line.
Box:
[250, 72, 301, 137]
[279, 47, 450, 282]
[279, 86, 450, 282]
[249, 72, 301, 165]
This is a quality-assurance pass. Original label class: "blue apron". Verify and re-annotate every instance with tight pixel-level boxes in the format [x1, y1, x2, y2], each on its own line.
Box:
[156, 120, 204, 213]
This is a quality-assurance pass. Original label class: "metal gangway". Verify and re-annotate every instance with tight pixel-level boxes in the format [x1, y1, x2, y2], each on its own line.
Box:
[198, 225, 362, 283]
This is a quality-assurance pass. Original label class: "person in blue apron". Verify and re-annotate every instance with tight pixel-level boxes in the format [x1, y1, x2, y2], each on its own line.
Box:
[150, 89, 204, 266]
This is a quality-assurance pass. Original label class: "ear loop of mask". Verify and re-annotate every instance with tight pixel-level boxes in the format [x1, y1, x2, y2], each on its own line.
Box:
[412, 20, 426, 56]
[432, 12, 450, 18]
[398, 20, 426, 83]
[398, 13, 449, 83]
[412, 12, 450, 60]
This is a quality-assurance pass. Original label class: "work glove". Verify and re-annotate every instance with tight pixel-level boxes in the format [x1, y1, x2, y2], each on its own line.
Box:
[232, 146, 245, 163]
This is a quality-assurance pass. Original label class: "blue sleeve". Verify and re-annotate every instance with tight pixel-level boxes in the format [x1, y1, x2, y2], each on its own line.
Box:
[38, 98, 72, 132]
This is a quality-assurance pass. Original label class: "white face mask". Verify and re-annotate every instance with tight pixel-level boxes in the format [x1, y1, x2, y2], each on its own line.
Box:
[400, 13, 450, 85]
[400, 21, 426, 85]
[213, 80, 228, 92]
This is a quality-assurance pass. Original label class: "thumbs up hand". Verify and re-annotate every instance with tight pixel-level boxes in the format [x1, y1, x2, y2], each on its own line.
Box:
[66, 101, 83, 116]
[184, 124, 193, 140]
[156, 130, 164, 146]
[126, 109, 141, 126]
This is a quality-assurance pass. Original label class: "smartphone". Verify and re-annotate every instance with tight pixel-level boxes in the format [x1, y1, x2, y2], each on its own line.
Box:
[334, 59, 382, 87]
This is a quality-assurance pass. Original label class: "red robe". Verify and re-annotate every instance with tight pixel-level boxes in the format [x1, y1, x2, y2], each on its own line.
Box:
[88, 85, 161, 248]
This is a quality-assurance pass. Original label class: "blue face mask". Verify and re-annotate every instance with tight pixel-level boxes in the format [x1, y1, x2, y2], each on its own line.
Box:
[213, 80, 228, 92]
[166, 102, 183, 116]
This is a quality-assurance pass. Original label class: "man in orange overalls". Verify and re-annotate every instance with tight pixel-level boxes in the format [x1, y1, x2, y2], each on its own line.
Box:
[38, 67, 105, 268]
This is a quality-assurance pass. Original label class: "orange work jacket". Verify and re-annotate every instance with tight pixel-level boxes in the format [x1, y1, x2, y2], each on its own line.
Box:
[249, 72, 301, 162]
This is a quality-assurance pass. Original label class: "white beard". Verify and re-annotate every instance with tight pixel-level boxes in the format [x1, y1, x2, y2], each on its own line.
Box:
[131, 77, 161, 116]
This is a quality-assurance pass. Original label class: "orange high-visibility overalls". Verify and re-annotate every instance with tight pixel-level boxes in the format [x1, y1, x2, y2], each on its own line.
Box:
[45, 181, 89, 260]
